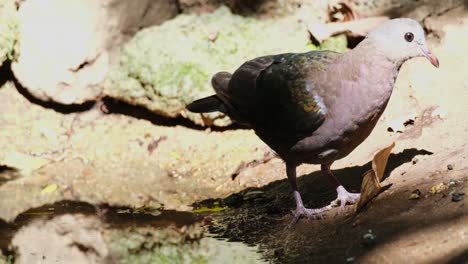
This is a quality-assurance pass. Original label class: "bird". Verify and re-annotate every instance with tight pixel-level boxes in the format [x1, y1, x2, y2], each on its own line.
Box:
[187, 18, 439, 224]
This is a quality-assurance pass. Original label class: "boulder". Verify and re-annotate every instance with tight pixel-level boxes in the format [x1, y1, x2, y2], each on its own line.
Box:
[11, 0, 178, 104]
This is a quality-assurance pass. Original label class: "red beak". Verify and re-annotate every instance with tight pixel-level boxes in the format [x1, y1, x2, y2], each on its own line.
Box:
[424, 50, 439, 68]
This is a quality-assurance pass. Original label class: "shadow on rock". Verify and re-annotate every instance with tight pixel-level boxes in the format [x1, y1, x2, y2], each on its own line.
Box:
[0, 60, 95, 113]
[198, 148, 433, 262]
[101, 97, 249, 131]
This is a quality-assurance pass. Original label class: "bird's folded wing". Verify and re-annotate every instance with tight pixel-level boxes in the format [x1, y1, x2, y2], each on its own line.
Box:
[227, 51, 340, 141]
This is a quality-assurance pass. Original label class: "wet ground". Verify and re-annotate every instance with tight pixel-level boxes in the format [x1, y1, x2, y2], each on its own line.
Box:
[1, 6, 468, 264]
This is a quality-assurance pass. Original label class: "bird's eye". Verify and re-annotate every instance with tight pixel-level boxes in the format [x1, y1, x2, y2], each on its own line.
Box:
[404, 32, 414, 42]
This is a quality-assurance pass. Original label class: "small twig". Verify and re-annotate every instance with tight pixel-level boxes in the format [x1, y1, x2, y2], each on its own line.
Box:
[231, 151, 278, 180]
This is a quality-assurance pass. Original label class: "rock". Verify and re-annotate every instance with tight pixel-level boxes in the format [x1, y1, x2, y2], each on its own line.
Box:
[447, 180, 457, 187]
[11, 0, 178, 104]
[105, 6, 338, 126]
[178, 0, 329, 20]
[447, 164, 453, 170]
[351, 0, 465, 21]
[451, 192, 464, 202]
[12, 214, 109, 264]
[362, 229, 377, 247]
[0, 0, 19, 67]
[409, 189, 421, 200]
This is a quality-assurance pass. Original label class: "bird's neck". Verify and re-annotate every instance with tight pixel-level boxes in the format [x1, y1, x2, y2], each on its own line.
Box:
[331, 40, 401, 121]
[346, 40, 401, 95]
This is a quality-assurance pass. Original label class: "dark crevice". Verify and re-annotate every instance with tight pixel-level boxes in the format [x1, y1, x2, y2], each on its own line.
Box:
[0, 166, 16, 173]
[0, 166, 20, 187]
[101, 96, 248, 131]
[0, 60, 13, 87]
[71, 60, 91, 72]
[174, 0, 182, 14]
[346, 35, 365, 49]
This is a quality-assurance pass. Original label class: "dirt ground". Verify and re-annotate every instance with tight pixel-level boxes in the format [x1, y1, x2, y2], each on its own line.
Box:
[0, 6, 467, 264]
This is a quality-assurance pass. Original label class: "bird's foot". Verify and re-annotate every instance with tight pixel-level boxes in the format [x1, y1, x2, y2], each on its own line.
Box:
[288, 191, 331, 228]
[289, 205, 330, 228]
[329, 185, 361, 212]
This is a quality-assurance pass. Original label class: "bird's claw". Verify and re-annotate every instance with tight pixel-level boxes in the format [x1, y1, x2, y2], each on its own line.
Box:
[288, 205, 330, 228]
[329, 185, 361, 212]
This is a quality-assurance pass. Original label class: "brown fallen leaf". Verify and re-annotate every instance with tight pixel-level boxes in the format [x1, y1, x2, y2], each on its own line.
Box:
[308, 16, 389, 44]
[328, 1, 359, 22]
[356, 142, 395, 212]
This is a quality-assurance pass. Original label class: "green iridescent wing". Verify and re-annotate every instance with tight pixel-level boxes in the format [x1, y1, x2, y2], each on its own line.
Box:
[228, 50, 340, 140]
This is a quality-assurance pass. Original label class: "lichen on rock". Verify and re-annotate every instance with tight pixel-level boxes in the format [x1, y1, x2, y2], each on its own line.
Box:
[0, 0, 19, 67]
[105, 6, 317, 127]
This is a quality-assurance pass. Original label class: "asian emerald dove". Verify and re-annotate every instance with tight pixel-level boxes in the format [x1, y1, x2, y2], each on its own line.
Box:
[187, 18, 439, 224]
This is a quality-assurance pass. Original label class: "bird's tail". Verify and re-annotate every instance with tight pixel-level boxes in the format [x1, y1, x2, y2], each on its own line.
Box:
[186, 71, 250, 126]
[186, 71, 232, 114]
[186, 95, 227, 113]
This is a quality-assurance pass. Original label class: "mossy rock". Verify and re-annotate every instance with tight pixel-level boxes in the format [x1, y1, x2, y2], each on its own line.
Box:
[106, 225, 262, 263]
[0, 0, 19, 67]
[105, 6, 346, 127]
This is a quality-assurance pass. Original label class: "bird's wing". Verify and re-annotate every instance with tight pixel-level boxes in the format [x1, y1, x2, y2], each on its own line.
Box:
[228, 50, 340, 141]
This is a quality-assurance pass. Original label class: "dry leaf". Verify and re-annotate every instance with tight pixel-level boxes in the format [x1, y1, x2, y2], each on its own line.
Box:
[328, 1, 359, 22]
[308, 16, 389, 43]
[356, 142, 395, 212]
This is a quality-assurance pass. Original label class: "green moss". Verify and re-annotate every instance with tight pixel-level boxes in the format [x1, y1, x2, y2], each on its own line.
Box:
[107, 226, 208, 264]
[106, 225, 263, 264]
[0, 0, 19, 66]
[0, 252, 15, 264]
[106, 6, 348, 126]
[320, 34, 348, 53]
[105, 6, 313, 126]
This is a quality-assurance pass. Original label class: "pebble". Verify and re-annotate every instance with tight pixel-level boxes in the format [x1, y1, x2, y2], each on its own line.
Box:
[362, 229, 376, 246]
[409, 189, 421, 200]
[447, 180, 457, 187]
[447, 164, 454, 170]
[451, 192, 464, 202]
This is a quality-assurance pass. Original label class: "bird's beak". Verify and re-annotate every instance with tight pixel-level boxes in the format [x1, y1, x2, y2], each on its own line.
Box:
[421, 48, 439, 68]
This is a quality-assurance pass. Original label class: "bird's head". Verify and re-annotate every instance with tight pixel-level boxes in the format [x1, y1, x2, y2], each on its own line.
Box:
[366, 18, 439, 68]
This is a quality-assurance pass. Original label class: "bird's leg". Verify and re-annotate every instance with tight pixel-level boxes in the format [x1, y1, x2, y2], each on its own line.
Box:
[321, 164, 361, 210]
[287, 163, 329, 226]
